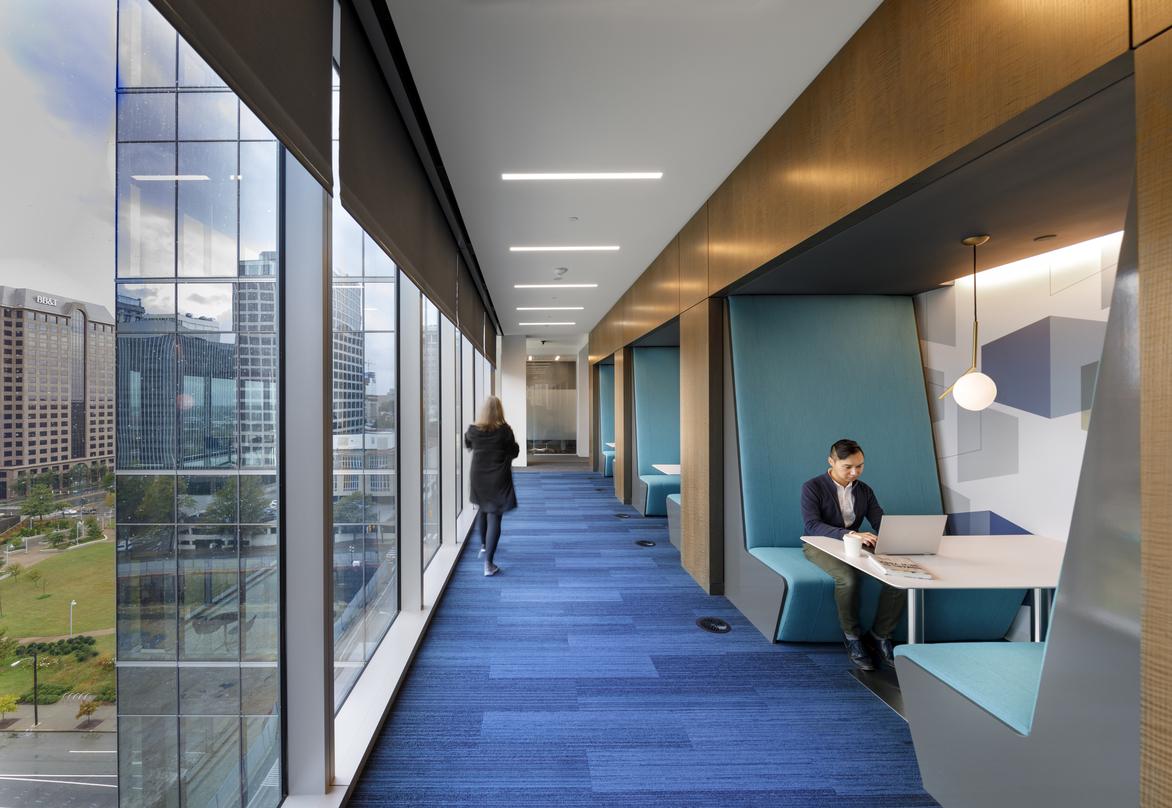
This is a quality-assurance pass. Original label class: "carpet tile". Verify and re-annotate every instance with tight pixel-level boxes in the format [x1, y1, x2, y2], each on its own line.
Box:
[349, 471, 937, 807]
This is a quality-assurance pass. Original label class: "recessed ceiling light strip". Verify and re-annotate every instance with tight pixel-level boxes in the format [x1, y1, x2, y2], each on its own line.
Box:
[519, 322, 576, 326]
[514, 284, 598, 289]
[510, 246, 619, 252]
[501, 172, 662, 181]
[516, 307, 584, 311]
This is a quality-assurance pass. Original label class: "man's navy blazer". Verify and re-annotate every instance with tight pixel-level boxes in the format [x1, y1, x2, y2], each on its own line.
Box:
[800, 473, 884, 540]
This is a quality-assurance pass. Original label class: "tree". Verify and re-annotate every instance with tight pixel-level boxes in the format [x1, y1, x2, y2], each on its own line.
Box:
[0, 629, 16, 661]
[25, 569, 44, 595]
[100, 471, 115, 492]
[0, 694, 17, 721]
[66, 463, 89, 491]
[75, 698, 98, 723]
[21, 483, 56, 525]
[6, 563, 22, 584]
[84, 517, 102, 543]
[204, 477, 238, 524]
[13, 477, 28, 498]
[238, 477, 271, 524]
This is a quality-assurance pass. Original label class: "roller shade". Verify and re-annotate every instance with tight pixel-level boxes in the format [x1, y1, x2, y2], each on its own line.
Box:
[149, 0, 332, 190]
[457, 256, 484, 350]
[339, 0, 458, 322]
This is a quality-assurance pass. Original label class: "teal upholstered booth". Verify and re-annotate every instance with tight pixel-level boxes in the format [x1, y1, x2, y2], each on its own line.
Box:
[632, 347, 680, 516]
[728, 296, 1025, 642]
[598, 364, 615, 477]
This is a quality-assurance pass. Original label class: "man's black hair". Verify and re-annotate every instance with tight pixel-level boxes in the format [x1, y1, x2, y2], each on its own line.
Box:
[829, 439, 863, 460]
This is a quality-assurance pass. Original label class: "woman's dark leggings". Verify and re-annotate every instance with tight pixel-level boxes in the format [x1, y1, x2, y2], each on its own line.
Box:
[476, 510, 502, 566]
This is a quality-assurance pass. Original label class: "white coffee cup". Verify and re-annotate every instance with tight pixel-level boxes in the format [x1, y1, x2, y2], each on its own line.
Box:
[843, 533, 863, 558]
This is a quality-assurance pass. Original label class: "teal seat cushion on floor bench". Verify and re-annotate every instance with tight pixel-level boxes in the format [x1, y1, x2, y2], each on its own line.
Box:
[750, 547, 887, 641]
[602, 449, 615, 477]
[666, 493, 681, 507]
[895, 642, 1046, 735]
[640, 474, 680, 517]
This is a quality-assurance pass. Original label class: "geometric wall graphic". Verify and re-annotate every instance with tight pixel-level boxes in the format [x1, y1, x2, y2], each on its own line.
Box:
[957, 407, 1019, 482]
[924, 367, 946, 422]
[946, 510, 1031, 535]
[981, 316, 1107, 418]
[914, 285, 956, 346]
[1081, 361, 1098, 431]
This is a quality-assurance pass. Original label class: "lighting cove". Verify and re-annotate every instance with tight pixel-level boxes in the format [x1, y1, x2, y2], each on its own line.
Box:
[501, 171, 662, 181]
[509, 246, 619, 252]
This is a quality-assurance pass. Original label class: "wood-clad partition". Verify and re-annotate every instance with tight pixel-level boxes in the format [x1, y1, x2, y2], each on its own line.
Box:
[680, 299, 723, 593]
[589, 0, 1129, 359]
[1134, 0, 1172, 45]
[1136, 23, 1172, 805]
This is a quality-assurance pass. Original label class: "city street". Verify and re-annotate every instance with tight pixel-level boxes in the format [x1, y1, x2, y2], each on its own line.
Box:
[0, 730, 116, 808]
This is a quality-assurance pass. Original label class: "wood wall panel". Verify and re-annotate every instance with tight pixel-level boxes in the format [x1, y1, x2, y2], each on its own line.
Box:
[679, 205, 709, 312]
[1137, 28, 1172, 807]
[613, 347, 634, 504]
[1134, 0, 1172, 45]
[680, 299, 723, 593]
[706, 0, 1128, 294]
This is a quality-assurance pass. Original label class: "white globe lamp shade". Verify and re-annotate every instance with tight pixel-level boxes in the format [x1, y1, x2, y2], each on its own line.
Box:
[953, 371, 997, 411]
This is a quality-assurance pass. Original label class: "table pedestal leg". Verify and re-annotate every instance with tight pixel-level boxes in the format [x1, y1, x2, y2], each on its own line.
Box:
[906, 589, 924, 644]
[1031, 588, 1051, 642]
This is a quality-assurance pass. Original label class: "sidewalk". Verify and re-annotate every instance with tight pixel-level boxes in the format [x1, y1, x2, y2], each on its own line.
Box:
[0, 699, 116, 732]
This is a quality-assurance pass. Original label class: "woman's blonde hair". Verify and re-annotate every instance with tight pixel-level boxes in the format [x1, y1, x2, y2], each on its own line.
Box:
[474, 396, 506, 430]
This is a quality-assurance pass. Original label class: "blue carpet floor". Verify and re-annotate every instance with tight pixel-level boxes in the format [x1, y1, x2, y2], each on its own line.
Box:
[349, 471, 938, 807]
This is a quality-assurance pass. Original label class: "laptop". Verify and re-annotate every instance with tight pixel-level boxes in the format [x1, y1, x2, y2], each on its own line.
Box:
[873, 515, 947, 555]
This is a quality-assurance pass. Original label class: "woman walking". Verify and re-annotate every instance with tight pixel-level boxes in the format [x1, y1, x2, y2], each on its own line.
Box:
[465, 396, 519, 576]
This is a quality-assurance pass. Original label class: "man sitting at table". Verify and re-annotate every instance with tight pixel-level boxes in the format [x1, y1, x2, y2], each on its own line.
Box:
[800, 438, 904, 672]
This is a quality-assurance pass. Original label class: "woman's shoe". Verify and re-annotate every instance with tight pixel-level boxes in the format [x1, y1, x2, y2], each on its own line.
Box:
[484, 564, 500, 576]
[478, 547, 486, 557]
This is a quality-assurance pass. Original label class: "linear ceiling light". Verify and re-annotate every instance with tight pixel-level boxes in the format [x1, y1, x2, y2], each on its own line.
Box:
[501, 171, 662, 181]
[509, 246, 619, 252]
[131, 174, 210, 181]
[519, 322, 576, 326]
[514, 283, 598, 289]
[516, 306, 584, 311]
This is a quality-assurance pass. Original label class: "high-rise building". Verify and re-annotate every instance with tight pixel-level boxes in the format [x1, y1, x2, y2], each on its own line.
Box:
[0, 287, 115, 500]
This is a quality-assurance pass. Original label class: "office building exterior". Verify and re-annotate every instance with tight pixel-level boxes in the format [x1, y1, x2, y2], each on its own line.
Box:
[0, 287, 115, 500]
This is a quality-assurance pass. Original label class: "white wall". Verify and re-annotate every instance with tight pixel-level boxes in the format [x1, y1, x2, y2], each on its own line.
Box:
[500, 335, 528, 467]
[915, 231, 1121, 542]
[577, 343, 590, 457]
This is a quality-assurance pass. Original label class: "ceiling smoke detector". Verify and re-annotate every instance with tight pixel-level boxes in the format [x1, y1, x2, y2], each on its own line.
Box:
[554, 267, 569, 278]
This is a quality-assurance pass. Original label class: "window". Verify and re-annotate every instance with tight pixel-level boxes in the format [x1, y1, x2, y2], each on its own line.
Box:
[115, 2, 281, 804]
[421, 299, 441, 568]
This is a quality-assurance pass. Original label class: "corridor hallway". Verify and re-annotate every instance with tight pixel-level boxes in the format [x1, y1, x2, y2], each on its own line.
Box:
[349, 471, 936, 806]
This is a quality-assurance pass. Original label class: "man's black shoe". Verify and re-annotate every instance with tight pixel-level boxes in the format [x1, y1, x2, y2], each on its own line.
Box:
[844, 636, 875, 672]
[866, 631, 896, 669]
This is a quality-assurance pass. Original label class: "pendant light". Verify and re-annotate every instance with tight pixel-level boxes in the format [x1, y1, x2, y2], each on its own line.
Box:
[939, 235, 997, 411]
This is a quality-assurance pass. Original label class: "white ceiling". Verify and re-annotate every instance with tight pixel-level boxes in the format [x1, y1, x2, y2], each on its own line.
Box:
[387, 0, 881, 341]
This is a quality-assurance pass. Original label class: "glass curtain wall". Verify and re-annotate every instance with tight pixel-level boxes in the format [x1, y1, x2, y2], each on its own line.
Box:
[115, 1, 281, 804]
[453, 332, 462, 518]
[421, 300, 441, 568]
[331, 67, 399, 709]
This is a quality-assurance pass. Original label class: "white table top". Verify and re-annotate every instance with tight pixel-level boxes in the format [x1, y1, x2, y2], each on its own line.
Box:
[801, 534, 1065, 590]
[605, 442, 615, 448]
[652, 463, 681, 475]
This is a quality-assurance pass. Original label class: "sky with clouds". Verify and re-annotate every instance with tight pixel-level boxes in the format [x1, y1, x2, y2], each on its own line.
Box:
[0, 1, 116, 310]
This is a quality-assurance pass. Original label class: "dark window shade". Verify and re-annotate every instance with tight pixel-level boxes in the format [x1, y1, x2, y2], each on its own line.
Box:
[338, 1, 458, 322]
[457, 257, 484, 350]
[484, 319, 497, 367]
[149, 0, 332, 190]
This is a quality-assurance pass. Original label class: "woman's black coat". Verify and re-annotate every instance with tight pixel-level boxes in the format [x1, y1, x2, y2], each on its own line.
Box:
[464, 423, 519, 513]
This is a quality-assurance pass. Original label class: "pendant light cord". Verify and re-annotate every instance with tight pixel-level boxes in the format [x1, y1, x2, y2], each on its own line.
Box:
[971, 243, 978, 370]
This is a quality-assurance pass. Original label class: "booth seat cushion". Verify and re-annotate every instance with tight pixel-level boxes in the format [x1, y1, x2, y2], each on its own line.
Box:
[602, 449, 615, 477]
[666, 493, 681, 507]
[748, 547, 884, 641]
[895, 642, 1045, 735]
[639, 474, 680, 516]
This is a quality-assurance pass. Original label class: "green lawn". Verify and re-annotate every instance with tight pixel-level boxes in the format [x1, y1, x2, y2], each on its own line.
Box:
[0, 541, 114, 639]
[0, 633, 115, 701]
